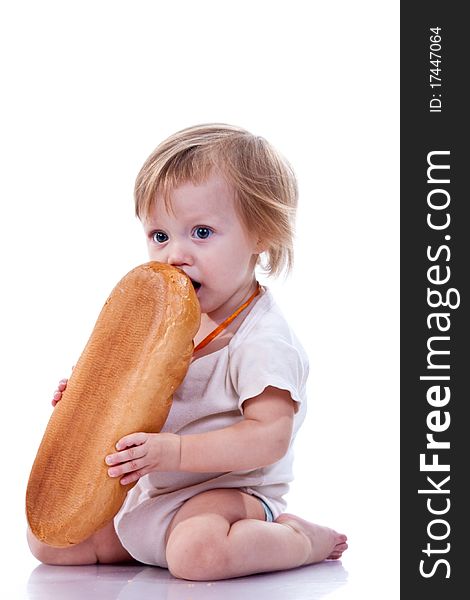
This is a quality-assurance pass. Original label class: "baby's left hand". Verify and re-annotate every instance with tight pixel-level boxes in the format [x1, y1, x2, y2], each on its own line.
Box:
[105, 432, 181, 485]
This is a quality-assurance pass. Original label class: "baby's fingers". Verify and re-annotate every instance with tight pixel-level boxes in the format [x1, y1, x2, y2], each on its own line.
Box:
[58, 379, 68, 392]
[51, 388, 64, 406]
[115, 432, 148, 451]
[51, 378, 69, 406]
[106, 437, 148, 466]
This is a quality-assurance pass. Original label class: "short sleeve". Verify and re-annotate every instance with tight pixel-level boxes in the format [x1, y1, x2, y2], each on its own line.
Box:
[228, 333, 309, 414]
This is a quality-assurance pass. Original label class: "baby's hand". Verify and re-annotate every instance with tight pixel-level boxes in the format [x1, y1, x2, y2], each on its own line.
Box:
[105, 432, 181, 485]
[51, 379, 68, 407]
[51, 366, 75, 406]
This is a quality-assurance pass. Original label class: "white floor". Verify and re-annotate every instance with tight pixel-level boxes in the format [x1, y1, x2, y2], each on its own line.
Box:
[9, 546, 397, 600]
[24, 561, 348, 600]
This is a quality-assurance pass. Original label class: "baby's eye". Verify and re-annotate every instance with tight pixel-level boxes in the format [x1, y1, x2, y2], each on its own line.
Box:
[192, 226, 213, 240]
[152, 231, 169, 244]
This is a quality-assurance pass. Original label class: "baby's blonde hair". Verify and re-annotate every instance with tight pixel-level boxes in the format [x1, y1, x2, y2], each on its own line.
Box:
[134, 123, 298, 277]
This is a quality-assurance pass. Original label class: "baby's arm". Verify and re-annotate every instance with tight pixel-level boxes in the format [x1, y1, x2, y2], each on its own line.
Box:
[180, 386, 295, 471]
[105, 386, 295, 484]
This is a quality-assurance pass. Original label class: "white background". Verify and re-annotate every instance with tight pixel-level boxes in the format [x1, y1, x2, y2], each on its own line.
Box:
[0, 1, 399, 597]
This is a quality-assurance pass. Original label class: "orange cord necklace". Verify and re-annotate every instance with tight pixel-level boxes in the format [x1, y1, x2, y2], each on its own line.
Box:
[193, 283, 261, 353]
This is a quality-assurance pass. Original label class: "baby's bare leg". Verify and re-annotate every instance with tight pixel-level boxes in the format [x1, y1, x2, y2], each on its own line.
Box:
[165, 488, 347, 581]
[27, 521, 135, 565]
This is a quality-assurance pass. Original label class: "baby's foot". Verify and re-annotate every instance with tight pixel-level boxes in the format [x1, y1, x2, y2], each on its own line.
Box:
[275, 513, 348, 564]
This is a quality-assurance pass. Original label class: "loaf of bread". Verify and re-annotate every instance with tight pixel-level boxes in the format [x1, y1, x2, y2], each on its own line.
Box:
[26, 261, 200, 547]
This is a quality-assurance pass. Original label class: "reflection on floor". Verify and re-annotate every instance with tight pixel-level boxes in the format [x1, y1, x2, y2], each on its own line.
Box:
[26, 560, 348, 600]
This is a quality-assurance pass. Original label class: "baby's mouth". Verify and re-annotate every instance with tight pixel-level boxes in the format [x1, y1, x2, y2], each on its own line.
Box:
[190, 279, 201, 293]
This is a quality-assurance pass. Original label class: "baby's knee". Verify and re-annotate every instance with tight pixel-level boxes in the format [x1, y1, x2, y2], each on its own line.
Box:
[166, 517, 228, 581]
[27, 528, 67, 565]
[26, 526, 97, 566]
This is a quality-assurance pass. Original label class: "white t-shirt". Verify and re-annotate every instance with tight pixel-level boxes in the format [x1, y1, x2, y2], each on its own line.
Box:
[130, 287, 308, 507]
[114, 286, 309, 566]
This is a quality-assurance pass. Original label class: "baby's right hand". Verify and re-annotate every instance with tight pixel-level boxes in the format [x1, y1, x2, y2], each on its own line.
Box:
[51, 378, 68, 407]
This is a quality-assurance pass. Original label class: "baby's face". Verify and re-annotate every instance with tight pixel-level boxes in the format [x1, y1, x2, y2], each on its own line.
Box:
[142, 172, 260, 317]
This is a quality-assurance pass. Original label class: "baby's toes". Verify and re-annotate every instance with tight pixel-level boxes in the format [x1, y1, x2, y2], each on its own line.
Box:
[327, 540, 348, 560]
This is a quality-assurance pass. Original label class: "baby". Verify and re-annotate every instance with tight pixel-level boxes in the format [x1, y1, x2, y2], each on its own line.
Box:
[28, 123, 347, 580]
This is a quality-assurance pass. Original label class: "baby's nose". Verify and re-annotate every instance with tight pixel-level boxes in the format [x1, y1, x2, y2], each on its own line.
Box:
[166, 241, 193, 267]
